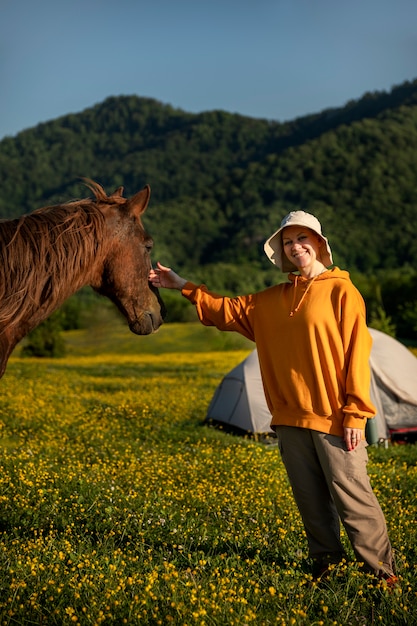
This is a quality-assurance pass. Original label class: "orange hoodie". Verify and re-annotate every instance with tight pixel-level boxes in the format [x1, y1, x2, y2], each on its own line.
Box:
[182, 267, 376, 436]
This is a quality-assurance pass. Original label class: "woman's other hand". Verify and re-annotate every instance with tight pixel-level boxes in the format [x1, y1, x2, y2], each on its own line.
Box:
[344, 427, 362, 451]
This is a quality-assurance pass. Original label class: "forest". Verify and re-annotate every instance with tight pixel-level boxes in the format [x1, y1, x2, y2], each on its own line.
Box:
[1, 78, 417, 343]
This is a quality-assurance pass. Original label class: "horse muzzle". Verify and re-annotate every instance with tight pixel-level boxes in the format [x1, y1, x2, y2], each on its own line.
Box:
[129, 311, 163, 335]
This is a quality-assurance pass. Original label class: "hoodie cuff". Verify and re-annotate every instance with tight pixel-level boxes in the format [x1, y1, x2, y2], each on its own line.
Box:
[342, 413, 367, 431]
[181, 281, 200, 302]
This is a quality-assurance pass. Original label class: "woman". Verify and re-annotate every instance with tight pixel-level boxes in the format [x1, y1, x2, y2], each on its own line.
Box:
[149, 210, 397, 584]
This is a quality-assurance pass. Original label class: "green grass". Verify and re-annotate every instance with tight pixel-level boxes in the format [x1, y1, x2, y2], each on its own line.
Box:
[63, 315, 255, 356]
[0, 320, 416, 625]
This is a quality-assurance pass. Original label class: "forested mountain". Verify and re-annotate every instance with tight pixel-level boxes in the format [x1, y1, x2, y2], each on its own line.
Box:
[1, 79, 417, 338]
[1, 79, 417, 271]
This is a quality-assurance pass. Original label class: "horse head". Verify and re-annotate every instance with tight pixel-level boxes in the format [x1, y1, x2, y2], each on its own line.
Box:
[0, 181, 166, 379]
[90, 182, 166, 335]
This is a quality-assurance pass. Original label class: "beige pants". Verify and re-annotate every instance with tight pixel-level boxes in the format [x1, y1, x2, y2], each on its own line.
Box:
[276, 425, 395, 577]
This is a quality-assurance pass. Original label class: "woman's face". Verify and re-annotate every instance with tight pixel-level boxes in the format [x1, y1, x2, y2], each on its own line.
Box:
[282, 226, 323, 273]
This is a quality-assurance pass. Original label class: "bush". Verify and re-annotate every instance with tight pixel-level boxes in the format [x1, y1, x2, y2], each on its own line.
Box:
[21, 313, 66, 358]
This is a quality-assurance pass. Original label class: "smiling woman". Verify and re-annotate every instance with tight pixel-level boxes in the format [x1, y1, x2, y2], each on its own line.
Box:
[265, 210, 333, 276]
[149, 209, 397, 585]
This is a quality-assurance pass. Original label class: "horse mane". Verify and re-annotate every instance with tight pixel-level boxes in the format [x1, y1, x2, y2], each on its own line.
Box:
[0, 180, 116, 330]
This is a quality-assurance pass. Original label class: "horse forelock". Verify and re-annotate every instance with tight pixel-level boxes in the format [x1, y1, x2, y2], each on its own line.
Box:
[0, 193, 110, 330]
[82, 178, 126, 205]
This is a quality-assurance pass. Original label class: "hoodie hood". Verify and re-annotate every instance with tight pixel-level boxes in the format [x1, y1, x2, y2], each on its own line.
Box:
[288, 267, 350, 316]
[288, 267, 350, 284]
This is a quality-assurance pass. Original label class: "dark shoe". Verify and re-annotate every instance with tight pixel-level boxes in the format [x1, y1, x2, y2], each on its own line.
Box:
[311, 551, 347, 580]
[312, 566, 331, 581]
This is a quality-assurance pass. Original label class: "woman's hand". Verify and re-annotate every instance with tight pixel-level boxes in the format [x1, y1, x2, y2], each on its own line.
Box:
[344, 427, 362, 451]
[149, 261, 188, 291]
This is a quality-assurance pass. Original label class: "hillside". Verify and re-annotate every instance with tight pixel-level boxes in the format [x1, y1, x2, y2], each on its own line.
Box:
[1, 79, 417, 274]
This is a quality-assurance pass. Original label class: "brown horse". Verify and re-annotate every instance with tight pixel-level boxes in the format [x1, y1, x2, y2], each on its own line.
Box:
[0, 180, 166, 378]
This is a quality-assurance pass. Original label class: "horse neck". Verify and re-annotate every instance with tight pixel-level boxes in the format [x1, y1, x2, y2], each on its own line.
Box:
[0, 211, 107, 344]
[0, 204, 112, 380]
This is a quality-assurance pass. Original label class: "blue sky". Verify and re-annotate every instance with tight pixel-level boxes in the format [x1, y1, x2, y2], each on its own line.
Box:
[1, 0, 416, 140]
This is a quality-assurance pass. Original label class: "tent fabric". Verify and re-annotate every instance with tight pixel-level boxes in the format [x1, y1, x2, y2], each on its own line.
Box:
[369, 329, 417, 436]
[206, 350, 272, 434]
[369, 329, 417, 405]
[205, 329, 417, 441]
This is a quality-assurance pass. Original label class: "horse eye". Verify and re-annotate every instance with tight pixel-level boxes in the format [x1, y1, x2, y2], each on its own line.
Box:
[145, 240, 153, 253]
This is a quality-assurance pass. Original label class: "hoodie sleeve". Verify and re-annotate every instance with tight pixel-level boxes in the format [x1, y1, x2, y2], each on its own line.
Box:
[181, 282, 256, 342]
[341, 285, 376, 427]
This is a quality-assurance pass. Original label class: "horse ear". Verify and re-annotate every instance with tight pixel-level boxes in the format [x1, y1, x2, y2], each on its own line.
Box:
[128, 185, 151, 216]
[111, 186, 124, 198]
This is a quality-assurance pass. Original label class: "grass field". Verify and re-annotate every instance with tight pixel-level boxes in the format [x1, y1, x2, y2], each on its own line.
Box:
[0, 319, 416, 625]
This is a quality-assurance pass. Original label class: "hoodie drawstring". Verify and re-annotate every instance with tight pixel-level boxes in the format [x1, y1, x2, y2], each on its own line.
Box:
[290, 275, 319, 316]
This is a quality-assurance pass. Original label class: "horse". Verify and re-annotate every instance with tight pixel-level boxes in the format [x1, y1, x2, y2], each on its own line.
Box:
[0, 179, 166, 378]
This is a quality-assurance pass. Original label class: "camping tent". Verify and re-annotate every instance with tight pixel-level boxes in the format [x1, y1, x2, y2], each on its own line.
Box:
[205, 329, 417, 443]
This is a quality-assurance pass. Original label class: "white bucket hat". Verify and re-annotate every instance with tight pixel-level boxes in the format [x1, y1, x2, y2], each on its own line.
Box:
[264, 211, 333, 272]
